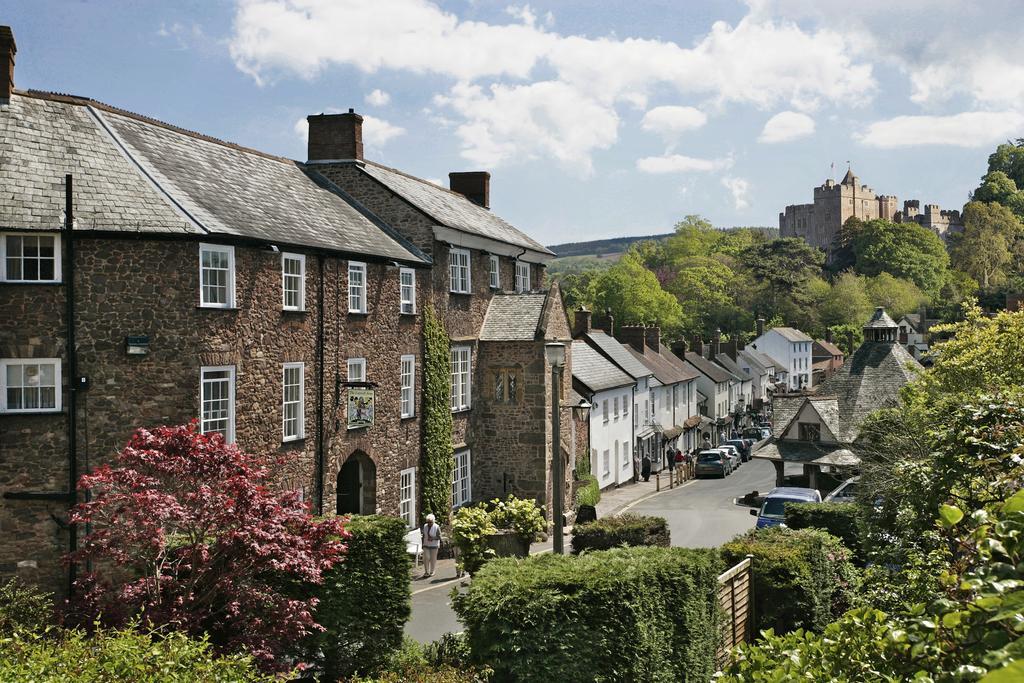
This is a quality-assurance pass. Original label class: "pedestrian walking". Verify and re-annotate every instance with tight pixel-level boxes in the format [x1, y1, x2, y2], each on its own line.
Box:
[642, 453, 652, 482]
[421, 513, 441, 578]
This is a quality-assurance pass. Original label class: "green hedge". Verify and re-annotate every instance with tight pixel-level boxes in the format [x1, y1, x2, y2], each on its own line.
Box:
[0, 579, 53, 636]
[570, 514, 670, 554]
[306, 515, 412, 679]
[453, 546, 723, 682]
[721, 526, 858, 635]
[575, 474, 600, 508]
[785, 502, 864, 563]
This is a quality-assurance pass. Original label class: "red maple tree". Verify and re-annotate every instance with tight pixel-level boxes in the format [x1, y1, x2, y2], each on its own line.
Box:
[65, 422, 346, 670]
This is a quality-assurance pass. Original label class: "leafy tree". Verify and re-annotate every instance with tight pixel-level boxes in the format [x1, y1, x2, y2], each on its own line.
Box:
[65, 423, 346, 670]
[666, 257, 747, 336]
[662, 214, 719, 263]
[851, 218, 950, 295]
[819, 271, 872, 330]
[827, 216, 865, 274]
[864, 272, 927, 320]
[740, 237, 825, 319]
[985, 140, 1024, 188]
[588, 252, 683, 334]
[951, 201, 1024, 290]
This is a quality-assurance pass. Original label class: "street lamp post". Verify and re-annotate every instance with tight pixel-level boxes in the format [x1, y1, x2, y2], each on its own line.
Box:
[545, 342, 566, 554]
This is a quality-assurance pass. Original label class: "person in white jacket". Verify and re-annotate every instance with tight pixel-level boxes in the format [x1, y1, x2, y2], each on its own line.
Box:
[421, 513, 441, 578]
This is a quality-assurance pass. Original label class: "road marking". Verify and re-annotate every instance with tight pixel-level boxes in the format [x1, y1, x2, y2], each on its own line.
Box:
[411, 546, 554, 595]
[618, 478, 696, 514]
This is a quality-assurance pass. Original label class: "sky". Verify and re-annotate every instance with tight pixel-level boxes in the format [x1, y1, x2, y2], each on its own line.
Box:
[7, 1, 1024, 246]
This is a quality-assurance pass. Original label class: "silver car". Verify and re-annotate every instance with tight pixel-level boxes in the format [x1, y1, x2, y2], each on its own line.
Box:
[719, 444, 742, 470]
[825, 476, 860, 503]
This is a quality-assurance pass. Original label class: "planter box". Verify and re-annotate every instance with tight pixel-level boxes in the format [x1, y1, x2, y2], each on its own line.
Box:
[486, 530, 531, 558]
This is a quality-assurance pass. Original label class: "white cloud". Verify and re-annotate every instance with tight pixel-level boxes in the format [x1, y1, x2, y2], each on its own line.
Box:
[640, 106, 708, 140]
[365, 89, 391, 106]
[721, 176, 751, 210]
[857, 111, 1024, 148]
[758, 111, 815, 143]
[293, 111, 406, 149]
[636, 154, 732, 174]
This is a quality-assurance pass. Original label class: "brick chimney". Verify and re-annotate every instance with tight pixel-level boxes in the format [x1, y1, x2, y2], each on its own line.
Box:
[0, 26, 15, 103]
[825, 328, 833, 344]
[449, 171, 490, 209]
[306, 109, 363, 162]
[691, 335, 704, 356]
[671, 339, 688, 358]
[756, 318, 765, 338]
[712, 328, 722, 358]
[594, 309, 615, 336]
[644, 326, 661, 353]
[726, 338, 738, 360]
[618, 325, 646, 354]
[572, 308, 592, 338]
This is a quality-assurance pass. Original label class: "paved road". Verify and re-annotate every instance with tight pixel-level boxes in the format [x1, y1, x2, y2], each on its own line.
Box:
[404, 457, 792, 643]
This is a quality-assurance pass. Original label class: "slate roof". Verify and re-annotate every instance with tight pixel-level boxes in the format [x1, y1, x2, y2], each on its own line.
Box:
[625, 346, 693, 386]
[571, 340, 634, 393]
[685, 351, 738, 383]
[358, 161, 553, 256]
[479, 293, 548, 341]
[771, 396, 803, 439]
[2, 91, 427, 264]
[715, 353, 750, 381]
[814, 340, 844, 358]
[739, 348, 776, 372]
[660, 347, 701, 381]
[581, 331, 652, 380]
[772, 327, 814, 343]
[777, 395, 841, 441]
[864, 307, 898, 329]
[755, 441, 858, 465]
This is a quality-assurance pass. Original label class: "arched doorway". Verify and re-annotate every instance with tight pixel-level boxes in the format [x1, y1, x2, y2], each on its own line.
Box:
[336, 451, 376, 515]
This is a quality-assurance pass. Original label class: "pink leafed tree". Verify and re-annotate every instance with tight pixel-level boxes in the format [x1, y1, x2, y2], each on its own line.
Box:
[65, 422, 347, 670]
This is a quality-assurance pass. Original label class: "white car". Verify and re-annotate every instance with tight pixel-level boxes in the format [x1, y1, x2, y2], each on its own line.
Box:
[719, 444, 742, 470]
[759, 427, 771, 439]
[825, 476, 860, 503]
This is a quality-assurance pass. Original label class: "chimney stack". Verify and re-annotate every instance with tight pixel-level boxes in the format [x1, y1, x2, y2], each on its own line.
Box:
[593, 308, 615, 336]
[618, 325, 647, 354]
[691, 335, 704, 356]
[847, 331, 855, 353]
[572, 308, 592, 338]
[825, 328, 833, 344]
[449, 171, 490, 209]
[726, 338, 738, 360]
[0, 26, 15, 103]
[756, 318, 765, 338]
[644, 326, 661, 353]
[306, 109, 363, 162]
[671, 339, 688, 358]
[712, 328, 722, 358]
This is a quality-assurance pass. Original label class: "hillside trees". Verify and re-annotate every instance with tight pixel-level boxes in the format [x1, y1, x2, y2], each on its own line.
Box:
[950, 201, 1024, 290]
[587, 252, 684, 334]
[851, 219, 950, 295]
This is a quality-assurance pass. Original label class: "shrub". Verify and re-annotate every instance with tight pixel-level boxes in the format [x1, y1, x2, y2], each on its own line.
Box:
[451, 505, 497, 575]
[0, 579, 54, 636]
[305, 515, 411, 680]
[453, 546, 723, 682]
[0, 625, 273, 682]
[570, 514, 670, 554]
[721, 526, 858, 635]
[575, 474, 600, 508]
[351, 636, 492, 683]
[488, 497, 546, 540]
[784, 502, 864, 562]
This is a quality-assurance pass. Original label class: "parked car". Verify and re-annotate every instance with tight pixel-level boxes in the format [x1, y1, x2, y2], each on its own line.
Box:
[742, 427, 762, 440]
[750, 486, 822, 528]
[695, 450, 729, 478]
[825, 476, 860, 503]
[725, 439, 751, 462]
[759, 427, 772, 439]
[719, 444, 742, 470]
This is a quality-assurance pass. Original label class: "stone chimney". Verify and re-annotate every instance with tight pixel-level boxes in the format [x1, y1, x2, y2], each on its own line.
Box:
[726, 338, 738, 360]
[306, 109, 363, 162]
[756, 318, 765, 338]
[899, 329, 909, 344]
[572, 308, 592, 338]
[618, 325, 647, 354]
[712, 328, 722, 358]
[918, 304, 928, 335]
[825, 328, 833, 344]
[0, 26, 15, 103]
[644, 326, 661, 353]
[847, 331, 855, 353]
[594, 309, 615, 336]
[449, 172, 490, 209]
[671, 339, 688, 358]
[691, 335, 704, 356]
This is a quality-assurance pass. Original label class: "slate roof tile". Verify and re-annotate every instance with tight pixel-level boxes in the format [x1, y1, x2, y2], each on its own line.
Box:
[581, 331, 652, 380]
[571, 340, 634, 393]
[479, 293, 548, 341]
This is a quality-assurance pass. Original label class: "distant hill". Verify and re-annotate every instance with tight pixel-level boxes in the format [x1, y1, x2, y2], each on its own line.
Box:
[547, 227, 778, 259]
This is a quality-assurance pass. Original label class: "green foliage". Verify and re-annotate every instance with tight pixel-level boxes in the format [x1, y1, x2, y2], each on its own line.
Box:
[305, 515, 412, 680]
[488, 497, 546, 540]
[851, 219, 950, 295]
[570, 514, 670, 554]
[453, 546, 724, 682]
[0, 579, 53, 636]
[950, 201, 1024, 290]
[587, 252, 684, 335]
[974, 170, 1024, 220]
[856, 542, 950, 615]
[864, 272, 927, 320]
[451, 505, 497, 575]
[742, 237, 826, 319]
[784, 502, 864, 563]
[350, 636, 492, 683]
[575, 474, 600, 508]
[422, 303, 455, 525]
[0, 626, 273, 682]
[721, 526, 858, 635]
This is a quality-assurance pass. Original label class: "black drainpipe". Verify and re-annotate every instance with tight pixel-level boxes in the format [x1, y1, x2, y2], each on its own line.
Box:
[64, 174, 79, 596]
[315, 254, 326, 515]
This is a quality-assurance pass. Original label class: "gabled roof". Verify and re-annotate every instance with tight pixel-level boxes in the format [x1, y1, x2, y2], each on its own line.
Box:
[864, 307, 898, 329]
[813, 340, 844, 358]
[357, 161, 553, 257]
[479, 293, 549, 341]
[659, 347, 701, 382]
[715, 353, 751, 382]
[581, 330, 652, 380]
[739, 348, 776, 372]
[777, 395, 841, 442]
[571, 340, 634, 393]
[625, 346, 694, 386]
[841, 168, 857, 185]
[771, 396, 803, 439]
[685, 351, 738, 383]
[771, 327, 814, 343]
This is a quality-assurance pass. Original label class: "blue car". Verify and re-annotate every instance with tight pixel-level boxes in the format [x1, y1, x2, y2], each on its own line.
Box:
[750, 487, 822, 528]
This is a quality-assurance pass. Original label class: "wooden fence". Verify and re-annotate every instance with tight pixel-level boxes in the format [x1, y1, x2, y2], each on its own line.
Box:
[716, 554, 754, 668]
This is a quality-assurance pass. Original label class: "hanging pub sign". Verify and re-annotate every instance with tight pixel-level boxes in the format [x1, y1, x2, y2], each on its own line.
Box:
[347, 387, 375, 429]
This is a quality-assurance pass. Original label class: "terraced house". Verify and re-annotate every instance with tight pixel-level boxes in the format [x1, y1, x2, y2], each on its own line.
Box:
[0, 27, 565, 594]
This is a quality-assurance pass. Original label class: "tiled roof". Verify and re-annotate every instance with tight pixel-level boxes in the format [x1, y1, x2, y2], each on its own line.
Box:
[571, 340, 634, 393]
[358, 161, 553, 256]
[771, 396, 803, 439]
[814, 340, 844, 358]
[755, 441, 857, 465]
[581, 331, 652, 380]
[772, 327, 814, 343]
[660, 347, 701, 381]
[479, 293, 548, 341]
[739, 349, 776, 372]
[864, 307, 898, 329]
[625, 346, 693, 386]
[685, 351, 737, 383]
[715, 353, 750, 381]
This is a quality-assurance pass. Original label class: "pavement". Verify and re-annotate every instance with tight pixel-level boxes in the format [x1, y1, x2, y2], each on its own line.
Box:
[404, 444, 788, 644]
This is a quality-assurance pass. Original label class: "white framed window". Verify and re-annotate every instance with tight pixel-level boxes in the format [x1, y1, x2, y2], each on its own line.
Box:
[624, 394, 629, 417]
[282, 362, 304, 441]
[348, 261, 367, 313]
[400, 268, 416, 314]
[489, 255, 500, 289]
[400, 467, 416, 529]
[452, 449, 472, 509]
[450, 345, 472, 411]
[1, 358, 61, 413]
[614, 441, 620, 471]
[515, 261, 530, 293]
[1, 233, 61, 283]
[199, 243, 235, 308]
[603, 449, 610, 476]
[614, 396, 620, 420]
[634, 402, 638, 427]
[281, 253, 305, 311]
[449, 247, 471, 294]
[400, 355, 415, 418]
[622, 441, 631, 469]
[347, 358, 366, 384]
[602, 399, 609, 423]
[200, 365, 235, 442]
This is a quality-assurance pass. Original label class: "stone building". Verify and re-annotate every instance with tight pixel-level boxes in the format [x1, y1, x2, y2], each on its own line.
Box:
[779, 167, 962, 255]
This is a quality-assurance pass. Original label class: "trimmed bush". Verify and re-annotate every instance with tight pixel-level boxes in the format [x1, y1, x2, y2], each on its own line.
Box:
[721, 526, 858, 635]
[453, 546, 723, 682]
[0, 626, 272, 682]
[785, 502, 864, 563]
[571, 513, 670, 554]
[575, 474, 601, 508]
[352, 636, 492, 683]
[306, 515, 412, 680]
[0, 579, 54, 636]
